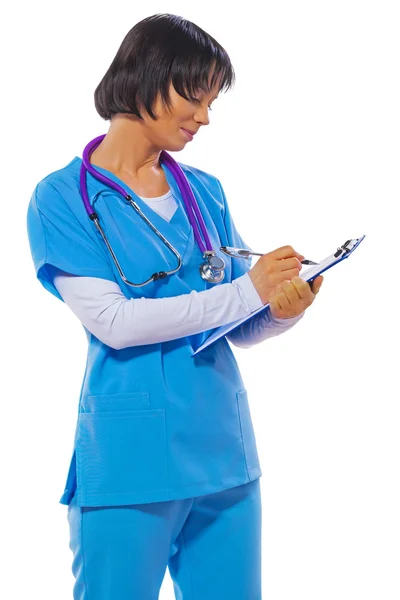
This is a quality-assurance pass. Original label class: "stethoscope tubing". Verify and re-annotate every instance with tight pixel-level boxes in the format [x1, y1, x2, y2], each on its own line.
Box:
[80, 135, 228, 286]
[81, 135, 213, 254]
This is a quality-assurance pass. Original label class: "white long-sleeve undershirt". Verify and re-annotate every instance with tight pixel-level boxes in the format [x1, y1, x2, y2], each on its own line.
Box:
[52, 189, 304, 350]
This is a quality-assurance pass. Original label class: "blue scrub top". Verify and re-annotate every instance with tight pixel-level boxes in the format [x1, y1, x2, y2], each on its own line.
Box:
[26, 156, 262, 507]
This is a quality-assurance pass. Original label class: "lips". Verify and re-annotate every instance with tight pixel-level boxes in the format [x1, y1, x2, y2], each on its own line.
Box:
[181, 127, 197, 135]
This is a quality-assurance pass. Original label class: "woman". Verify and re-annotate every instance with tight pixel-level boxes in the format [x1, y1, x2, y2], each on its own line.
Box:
[26, 13, 323, 600]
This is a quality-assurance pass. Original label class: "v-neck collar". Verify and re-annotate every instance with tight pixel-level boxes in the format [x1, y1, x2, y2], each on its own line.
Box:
[73, 156, 192, 239]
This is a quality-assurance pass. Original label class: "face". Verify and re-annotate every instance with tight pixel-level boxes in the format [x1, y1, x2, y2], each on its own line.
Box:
[141, 77, 221, 151]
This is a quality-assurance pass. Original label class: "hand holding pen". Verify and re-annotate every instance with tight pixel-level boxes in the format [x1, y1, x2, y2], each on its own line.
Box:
[221, 246, 318, 265]
[221, 245, 324, 319]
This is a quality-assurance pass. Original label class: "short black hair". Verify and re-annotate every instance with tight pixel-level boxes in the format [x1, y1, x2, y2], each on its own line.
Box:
[94, 13, 235, 121]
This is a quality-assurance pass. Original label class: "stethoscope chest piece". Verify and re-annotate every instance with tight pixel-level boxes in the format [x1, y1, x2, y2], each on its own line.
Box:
[200, 252, 226, 283]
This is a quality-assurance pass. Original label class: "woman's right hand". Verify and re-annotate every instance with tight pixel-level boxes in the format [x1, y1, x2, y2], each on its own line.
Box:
[248, 245, 305, 305]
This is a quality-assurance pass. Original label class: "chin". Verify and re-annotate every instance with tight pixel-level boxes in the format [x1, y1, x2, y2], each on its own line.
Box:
[162, 139, 187, 152]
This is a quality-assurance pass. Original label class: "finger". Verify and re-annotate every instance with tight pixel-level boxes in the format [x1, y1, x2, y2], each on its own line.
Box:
[307, 275, 323, 295]
[266, 245, 304, 262]
[281, 279, 302, 305]
[276, 257, 303, 273]
[311, 275, 324, 295]
[277, 281, 306, 319]
[290, 276, 315, 300]
[269, 294, 284, 318]
[275, 286, 290, 312]
[269, 294, 291, 319]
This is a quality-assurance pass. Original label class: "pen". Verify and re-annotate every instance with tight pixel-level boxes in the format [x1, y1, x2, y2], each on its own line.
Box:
[220, 246, 319, 289]
[220, 246, 318, 265]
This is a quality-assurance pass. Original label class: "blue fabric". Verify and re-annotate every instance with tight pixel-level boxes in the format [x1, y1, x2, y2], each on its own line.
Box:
[26, 156, 262, 507]
[67, 478, 262, 599]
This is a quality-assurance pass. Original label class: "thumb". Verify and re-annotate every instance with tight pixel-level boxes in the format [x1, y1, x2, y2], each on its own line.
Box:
[310, 275, 324, 295]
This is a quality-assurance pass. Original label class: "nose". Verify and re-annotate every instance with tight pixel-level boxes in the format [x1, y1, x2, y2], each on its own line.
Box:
[193, 104, 210, 126]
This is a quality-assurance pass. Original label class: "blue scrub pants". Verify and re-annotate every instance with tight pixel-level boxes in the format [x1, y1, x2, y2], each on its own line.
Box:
[67, 478, 262, 599]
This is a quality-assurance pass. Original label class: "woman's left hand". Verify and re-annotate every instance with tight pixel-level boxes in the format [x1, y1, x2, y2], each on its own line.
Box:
[269, 275, 324, 320]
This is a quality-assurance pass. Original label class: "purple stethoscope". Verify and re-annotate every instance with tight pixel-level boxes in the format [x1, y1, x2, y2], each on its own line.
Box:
[79, 134, 263, 287]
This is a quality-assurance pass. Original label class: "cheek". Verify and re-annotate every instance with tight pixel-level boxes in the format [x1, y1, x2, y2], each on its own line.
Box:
[177, 111, 195, 127]
[152, 103, 194, 133]
[168, 114, 192, 130]
[172, 102, 195, 124]
[153, 116, 175, 134]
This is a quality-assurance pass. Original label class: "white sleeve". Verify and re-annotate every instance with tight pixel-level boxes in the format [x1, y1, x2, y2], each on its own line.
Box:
[52, 270, 265, 350]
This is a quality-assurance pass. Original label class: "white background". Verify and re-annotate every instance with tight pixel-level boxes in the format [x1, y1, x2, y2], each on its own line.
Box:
[1, 1, 399, 598]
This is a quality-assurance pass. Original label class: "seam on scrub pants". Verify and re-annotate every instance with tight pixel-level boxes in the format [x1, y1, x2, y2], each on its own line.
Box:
[180, 528, 195, 600]
[80, 507, 90, 599]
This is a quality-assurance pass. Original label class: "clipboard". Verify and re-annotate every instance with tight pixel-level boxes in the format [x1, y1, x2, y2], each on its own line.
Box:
[191, 235, 366, 356]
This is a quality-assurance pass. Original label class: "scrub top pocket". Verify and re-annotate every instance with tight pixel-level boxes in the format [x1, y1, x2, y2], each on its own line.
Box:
[75, 402, 167, 506]
[80, 391, 151, 412]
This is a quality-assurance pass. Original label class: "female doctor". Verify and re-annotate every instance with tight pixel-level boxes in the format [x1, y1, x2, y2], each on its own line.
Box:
[26, 13, 323, 600]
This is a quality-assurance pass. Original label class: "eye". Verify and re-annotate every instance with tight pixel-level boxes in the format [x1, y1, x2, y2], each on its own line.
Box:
[191, 97, 213, 111]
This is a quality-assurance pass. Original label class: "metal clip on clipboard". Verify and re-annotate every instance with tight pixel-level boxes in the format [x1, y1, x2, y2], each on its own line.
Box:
[334, 239, 357, 258]
[307, 242, 353, 287]
[308, 236, 365, 287]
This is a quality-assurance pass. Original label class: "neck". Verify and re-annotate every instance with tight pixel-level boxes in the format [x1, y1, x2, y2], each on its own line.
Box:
[89, 114, 162, 179]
